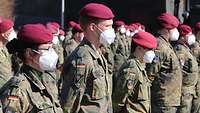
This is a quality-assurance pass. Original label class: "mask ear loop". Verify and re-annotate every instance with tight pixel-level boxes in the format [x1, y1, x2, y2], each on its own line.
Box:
[92, 24, 103, 40]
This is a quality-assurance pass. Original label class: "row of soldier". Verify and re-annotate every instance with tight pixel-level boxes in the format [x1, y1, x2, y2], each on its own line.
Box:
[0, 2, 200, 113]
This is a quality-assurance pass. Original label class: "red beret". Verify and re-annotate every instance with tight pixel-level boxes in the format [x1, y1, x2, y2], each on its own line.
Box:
[132, 31, 157, 49]
[134, 22, 145, 30]
[128, 25, 136, 32]
[74, 24, 83, 32]
[130, 24, 139, 30]
[114, 20, 125, 27]
[80, 3, 114, 19]
[124, 25, 129, 29]
[0, 19, 14, 33]
[195, 22, 200, 31]
[59, 29, 65, 35]
[68, 21, 77, 28]
[17, 24, 53, 44]
[157, 13, 179, 30]
[46, 22, 60, 34]
[178, 24, 192, 36]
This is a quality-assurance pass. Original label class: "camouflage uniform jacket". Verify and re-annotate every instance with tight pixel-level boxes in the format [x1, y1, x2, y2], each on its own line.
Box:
[100, 43, 114, 75]
[60, 39, 112, 113]
[174, 43, 198, 95]
[63, 38, 78, 60]
[0, 47, 13, 88]
[146, 36, 182, 106]
[190, 41, 200, 96]
[113, 55, 151, 113]
[112, 32, 129, 73]
[0, 65, 63, 113]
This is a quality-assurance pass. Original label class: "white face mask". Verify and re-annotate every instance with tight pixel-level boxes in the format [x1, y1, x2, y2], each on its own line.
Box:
[8, 31, 17, 41]
[120, 27, 126, 34]
[59, 35, 65, 41]
[144, 50, 155, 63]
[126, 30, 131, 37]
[130, 32, 135, 37]
[169, 28, 180, 41]
[187, 34, 196, 45]
[39, 48, 58, 71]
[52, 36, 59, 44]
[100, 28, 116, 45]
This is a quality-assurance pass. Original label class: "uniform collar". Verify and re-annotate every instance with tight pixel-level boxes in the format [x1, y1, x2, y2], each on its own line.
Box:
[81, 38, 100, 59]
[129, 54, 145, 71]
[21, 65, 46, 90]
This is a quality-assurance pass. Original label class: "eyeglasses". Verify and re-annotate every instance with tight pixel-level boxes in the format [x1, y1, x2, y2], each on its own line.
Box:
[32, 47, 53, 55]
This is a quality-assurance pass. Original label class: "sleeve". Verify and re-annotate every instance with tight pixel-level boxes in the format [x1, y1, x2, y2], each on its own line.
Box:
[61, 55, 92, 113]
[113, 63, 139, 111]
[2, 87, 30, 113]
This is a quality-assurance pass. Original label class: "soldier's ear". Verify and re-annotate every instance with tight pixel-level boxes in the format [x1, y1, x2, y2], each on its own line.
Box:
[89, 23, 96, 31]
[25, 48, 36, 58]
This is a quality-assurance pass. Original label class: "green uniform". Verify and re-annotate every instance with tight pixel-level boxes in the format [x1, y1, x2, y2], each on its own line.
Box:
[63, 38, 78, 59]
[113, 55, 151, 113]
[53, 43, 64, 66]
[146, 36, 182, 113]
[112, 32, 130, 88]
[0, 47, 13, 88]
[53, 42, 64, 85]
[100, 43, 114, 75]
[0, 64, 63, 113]
[60, 39, 113, 113]
[63, 30, 73, 49]
[173, 43, 198, 113]
[190, 41, 200, 113]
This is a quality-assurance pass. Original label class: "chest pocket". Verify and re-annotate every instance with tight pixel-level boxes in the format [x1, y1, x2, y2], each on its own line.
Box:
[88, 62, 107, 100]
[27, 90, 54, 112]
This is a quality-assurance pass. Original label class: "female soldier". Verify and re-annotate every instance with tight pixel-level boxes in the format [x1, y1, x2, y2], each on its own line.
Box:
[0, 24, 63, 113]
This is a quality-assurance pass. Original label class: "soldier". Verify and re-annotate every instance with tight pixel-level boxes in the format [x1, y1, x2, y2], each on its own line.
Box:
[60, 3, 115, 113]
[113, 31, 157, 113]
[59, 29, 66, 44]
[46, 22, 64, 66]
[64, 21, 77, 42]
[173, 24, 198, 113]
[146, 13, 182, 113]
[46, 22, 64, 81]
[0, 19, 15, 88]
[63, 24, 84, 59]
[191, 22, 200, 113]
[63, 21, 77, 49]
[0, 24, 63, 113]
[112, 21, 130, 88]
